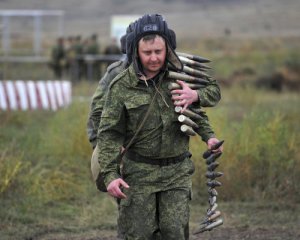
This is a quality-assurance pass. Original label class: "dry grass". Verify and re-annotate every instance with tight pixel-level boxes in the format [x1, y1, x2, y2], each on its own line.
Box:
[0, 35, 299, 239]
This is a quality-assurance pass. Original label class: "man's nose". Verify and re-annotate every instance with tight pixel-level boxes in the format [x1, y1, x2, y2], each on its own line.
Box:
[150, 53, 158, 61]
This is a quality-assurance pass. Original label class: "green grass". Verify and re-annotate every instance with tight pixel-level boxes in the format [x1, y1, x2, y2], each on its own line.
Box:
[0, 37, 299, 239]
[0, 84, 299, 239]
[180, 36, 300, 81]
[191, 86, 300, 202]
[0, 100, 118, 239]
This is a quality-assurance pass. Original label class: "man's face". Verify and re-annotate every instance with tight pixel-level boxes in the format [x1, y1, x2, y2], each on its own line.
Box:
[138, 35, 166, 78]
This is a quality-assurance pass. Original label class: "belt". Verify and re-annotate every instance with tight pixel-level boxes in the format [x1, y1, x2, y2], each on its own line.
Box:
[125, 151, 192, 167]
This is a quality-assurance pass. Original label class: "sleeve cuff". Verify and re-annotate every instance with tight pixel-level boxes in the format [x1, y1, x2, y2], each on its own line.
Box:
[104, 172, 120, 187]
[203, 133, 215, 143]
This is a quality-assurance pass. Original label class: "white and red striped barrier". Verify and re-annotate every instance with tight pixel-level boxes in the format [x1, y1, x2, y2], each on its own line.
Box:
[0, 80, 72, 111]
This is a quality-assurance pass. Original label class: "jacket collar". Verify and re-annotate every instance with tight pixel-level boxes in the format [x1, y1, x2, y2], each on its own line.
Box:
[127, 64, 140, 87]
[127, 64, 168, 87]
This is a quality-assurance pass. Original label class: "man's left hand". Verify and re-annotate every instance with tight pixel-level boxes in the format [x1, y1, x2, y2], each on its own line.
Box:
[207, 138, 224, 153]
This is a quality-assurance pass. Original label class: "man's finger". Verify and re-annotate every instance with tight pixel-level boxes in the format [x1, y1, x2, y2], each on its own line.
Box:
[182, 103, 189, 112]
[172, 94, 183, 101]
[108, 186, 126, 199]
[115, 188, 127, 199]
[171, 89, 183, 95]
[173, 99, 185, 106]
[108, 188, 118, 198]
[176, 80, 187, 88]
[119, 179, 130, 189]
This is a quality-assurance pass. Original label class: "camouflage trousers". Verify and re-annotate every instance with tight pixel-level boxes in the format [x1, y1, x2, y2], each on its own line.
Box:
[118, 156, 194, 240]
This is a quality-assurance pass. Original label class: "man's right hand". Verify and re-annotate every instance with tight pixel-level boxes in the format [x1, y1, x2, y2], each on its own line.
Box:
[107, 178, 129, 199]
[171, 80, 199, 112]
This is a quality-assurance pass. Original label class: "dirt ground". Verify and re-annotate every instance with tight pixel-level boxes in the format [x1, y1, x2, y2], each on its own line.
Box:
[192, 226, 300, 240]
[19, 201, 300, 240]
[35, 226, 300, 240]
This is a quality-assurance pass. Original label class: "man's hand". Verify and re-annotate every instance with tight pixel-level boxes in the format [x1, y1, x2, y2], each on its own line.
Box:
[207, 138, 224, 153]
[171, 80, 199, 112]
[107, 178, 129, 199]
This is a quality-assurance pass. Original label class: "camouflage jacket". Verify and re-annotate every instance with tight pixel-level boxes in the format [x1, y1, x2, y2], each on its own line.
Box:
[97, 64, 215, 186]
[51, 45, 65, 64]
[87, 60, 128, 148]
[87, 60, 220, 149]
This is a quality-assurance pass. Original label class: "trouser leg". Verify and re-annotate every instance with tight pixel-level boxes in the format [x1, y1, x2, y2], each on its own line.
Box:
[158, 189, 191, 240]
[118, 192, 159, 240]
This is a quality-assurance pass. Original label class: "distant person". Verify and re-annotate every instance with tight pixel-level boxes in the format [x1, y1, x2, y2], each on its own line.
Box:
[84, 34, 101, 80]
[65, 35, 84, 81]
[65, 36, 75, 76]
[104, 37, 121, 55]
[50, 37, 65, 79]
[104, 37, 122, 67]
[85, 34, 100, 55]
[73, 35, 84, 81]
[65, 36, 80, 81]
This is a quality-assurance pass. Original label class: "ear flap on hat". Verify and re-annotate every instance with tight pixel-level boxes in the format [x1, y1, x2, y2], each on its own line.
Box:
[168, 29, 177, 50]
[126, 32, 135, 63]
[167, 43, 183, 71]
[120, 35, 127, 54]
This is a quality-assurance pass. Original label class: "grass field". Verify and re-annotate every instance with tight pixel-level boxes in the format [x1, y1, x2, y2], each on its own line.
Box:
[0, 83, 299, 239]
[0, 36, 299, 239]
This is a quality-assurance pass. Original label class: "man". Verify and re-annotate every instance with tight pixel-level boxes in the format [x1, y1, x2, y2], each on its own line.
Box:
[104, 37, 122, 67]
[84, 34, 101, 80]
[50, 37, 65, 79]
[97, 14, 222, 239]
[72, 35, 84, 81]
[104, 37, 122, 55]
[87, 22, 221, 150]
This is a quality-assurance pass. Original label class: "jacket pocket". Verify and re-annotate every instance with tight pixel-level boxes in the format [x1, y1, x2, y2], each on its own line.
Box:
[125, 94, 159, 131]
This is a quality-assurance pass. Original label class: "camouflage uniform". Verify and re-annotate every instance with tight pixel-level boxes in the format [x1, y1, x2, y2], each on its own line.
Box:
[87, 60, 128, 149]
[87, 60, 220, 149]
[72, 36, 84, 81]
[104, 39, 122, 67]
[84, 35, 101, 80]
[50, 38, 65, 79]
[97, 64, 215, 239]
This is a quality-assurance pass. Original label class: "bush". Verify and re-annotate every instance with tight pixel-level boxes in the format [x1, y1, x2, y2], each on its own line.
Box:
[191, 86, 300, 203]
